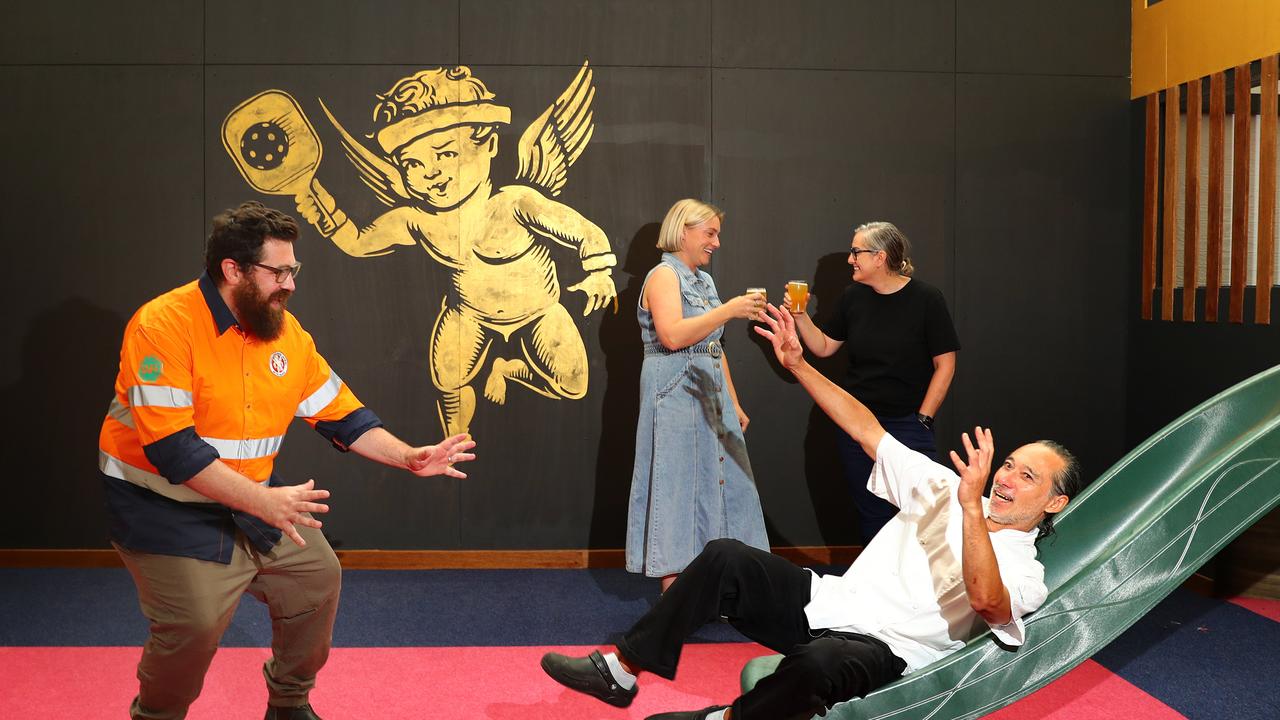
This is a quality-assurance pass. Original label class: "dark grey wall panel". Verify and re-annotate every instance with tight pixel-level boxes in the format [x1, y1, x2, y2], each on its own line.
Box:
[460, 0, 710, 67]
[712, 68, 956, 545]
[1128, 314, 1280, 448]
[206, 1, 458, 65]
[455, 65, 712, 549]
[712, 0, 954, 72]
[0, 66, 205, 548]
[3, 3, 1133, 552]
[957, 0, 1129, 77]
[0, 1, 203, 64]
[954, 74, 1131, 484]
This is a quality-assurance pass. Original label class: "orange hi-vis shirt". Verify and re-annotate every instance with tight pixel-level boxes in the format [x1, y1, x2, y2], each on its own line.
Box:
[98, 273, 380, 562]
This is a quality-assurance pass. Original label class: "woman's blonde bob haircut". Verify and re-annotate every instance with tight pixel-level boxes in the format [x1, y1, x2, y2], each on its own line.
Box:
[656, 199, 724, 252]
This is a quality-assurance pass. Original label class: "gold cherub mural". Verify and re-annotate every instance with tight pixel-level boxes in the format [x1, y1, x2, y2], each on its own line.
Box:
[222, 63, 616, 435]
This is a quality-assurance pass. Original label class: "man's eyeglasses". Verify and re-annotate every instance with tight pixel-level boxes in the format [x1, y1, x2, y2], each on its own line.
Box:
[848, 248, 880, 259]
[249, 262, 302, 284]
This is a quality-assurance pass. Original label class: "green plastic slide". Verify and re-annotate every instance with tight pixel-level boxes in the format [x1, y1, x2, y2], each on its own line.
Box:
[742, 364, 1280, 719]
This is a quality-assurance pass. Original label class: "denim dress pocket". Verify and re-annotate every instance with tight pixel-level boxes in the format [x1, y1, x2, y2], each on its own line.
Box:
[653, 357, 692, 403]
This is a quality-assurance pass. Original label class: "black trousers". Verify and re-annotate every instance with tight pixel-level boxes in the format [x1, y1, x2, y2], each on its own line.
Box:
[617, 539, 907, 720]
[836, 415, 936, 543]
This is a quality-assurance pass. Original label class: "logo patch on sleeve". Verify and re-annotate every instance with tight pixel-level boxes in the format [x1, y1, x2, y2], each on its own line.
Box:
[269, 351, 289, 377]
[138, 356, 163, 382]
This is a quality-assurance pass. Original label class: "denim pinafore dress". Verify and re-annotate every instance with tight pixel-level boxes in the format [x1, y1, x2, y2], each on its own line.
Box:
[625, 253, 769, 577]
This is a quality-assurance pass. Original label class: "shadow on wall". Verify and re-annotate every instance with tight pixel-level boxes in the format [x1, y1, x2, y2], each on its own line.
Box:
[799, 253, 862, 546]
[589, 223, 661, 550]
[690, 251, 860, 548]
[1, 298, 126, 548]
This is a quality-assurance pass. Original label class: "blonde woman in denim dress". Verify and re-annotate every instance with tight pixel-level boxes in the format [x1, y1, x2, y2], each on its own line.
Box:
[626, 199, 770, 592]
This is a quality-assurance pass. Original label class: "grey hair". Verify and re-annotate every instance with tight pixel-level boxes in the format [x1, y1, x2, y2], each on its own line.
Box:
[1033, 439, 1086, 542]
[854, 221, 914, 276]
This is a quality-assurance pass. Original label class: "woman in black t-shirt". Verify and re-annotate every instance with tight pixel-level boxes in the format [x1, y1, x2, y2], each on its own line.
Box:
[786, 222, 959, 543]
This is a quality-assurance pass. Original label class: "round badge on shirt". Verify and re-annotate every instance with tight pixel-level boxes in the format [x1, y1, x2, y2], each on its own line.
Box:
[269, 351, 288, 377]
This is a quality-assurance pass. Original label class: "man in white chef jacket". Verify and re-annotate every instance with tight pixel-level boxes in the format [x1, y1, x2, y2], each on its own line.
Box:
[540, 305, 1090, 720]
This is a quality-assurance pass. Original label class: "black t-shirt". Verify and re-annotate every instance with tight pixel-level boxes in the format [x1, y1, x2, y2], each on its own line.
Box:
[821, 278, 960, 417]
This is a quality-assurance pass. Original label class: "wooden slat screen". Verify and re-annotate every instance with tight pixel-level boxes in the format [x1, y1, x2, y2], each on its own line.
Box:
[1259, 54, 1278, 324]
[1206, 72, 1226, 322]
[1230, 63, 1252, 322]
[1142, 93, 1159, 320]
[1161, 84, 1179, 321]
[1141, 59, 1276, 325]
[1183, 78, 1201, 321]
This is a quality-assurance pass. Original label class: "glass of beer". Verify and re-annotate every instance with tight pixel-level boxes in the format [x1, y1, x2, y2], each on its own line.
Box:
[745, 287, 767, 321]
[786, 281, 809, 313]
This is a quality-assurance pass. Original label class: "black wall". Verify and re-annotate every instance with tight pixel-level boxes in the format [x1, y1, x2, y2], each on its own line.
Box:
[1, 1, 1132, 551]
[1128, 290, 1280, 444]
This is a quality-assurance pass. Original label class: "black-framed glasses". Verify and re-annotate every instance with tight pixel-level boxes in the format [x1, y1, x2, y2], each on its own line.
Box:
[848, 248, 880, 259]
[249, 262, 302, 283]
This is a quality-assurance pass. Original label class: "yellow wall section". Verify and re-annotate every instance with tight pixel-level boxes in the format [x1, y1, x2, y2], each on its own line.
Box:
[1132, 0, 1280, 98]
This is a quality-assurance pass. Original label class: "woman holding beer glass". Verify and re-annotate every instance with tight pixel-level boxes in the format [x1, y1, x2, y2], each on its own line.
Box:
[785, 221, 959, 543]
[626, 199, 770, 592]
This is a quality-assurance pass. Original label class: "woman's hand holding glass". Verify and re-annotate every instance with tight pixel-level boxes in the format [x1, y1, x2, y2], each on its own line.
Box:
[725, 291, 767, 321]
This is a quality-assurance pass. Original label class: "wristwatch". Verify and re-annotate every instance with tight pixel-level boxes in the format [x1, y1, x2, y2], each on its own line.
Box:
[916, 413, 934, 430]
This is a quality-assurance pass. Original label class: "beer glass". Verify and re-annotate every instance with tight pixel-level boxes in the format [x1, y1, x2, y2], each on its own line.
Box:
[786, 281, 809, 313]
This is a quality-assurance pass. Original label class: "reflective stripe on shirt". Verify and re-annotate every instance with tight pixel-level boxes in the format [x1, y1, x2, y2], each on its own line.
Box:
[128, 384, 194, 409]
[98, 450, 219, 504]
[107, 396, 135, 429]
[296, 371, 342, 417]
[200, 434, 285, 460]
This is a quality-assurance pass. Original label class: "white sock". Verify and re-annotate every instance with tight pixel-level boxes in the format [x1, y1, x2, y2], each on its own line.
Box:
[602, 652, 637, 690]
[705, 710, 728, 720]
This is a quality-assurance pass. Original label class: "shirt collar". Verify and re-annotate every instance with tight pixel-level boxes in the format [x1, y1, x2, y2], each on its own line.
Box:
[198, 271, 239, 335]
[661, 252, 705, 285]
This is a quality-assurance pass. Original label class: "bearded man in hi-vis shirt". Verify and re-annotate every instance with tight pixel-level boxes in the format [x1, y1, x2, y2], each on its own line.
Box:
[98, 201, 476, 720]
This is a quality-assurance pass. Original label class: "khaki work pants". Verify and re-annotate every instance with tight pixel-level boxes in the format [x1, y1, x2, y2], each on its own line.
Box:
[115, 525, 341, 720]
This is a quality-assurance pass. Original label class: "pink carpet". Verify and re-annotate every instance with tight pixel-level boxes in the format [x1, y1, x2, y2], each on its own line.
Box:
[1230, 595, 1280, 623]
[0, 644, 762, 719]
[0, 645, 1194, 719]
[985, 659, 1184, 720]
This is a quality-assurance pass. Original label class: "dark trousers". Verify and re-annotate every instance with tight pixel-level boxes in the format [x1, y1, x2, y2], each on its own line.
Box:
[617, 539, 906, 720]
[836, 415, 936, 544]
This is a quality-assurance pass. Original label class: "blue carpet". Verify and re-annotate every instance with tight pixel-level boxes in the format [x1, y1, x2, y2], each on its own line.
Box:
[1093, 587, 1280, 720]
[0, 568, 747, 647]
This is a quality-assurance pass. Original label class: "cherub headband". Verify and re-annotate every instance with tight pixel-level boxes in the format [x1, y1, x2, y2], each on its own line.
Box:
[376, 101, 512, 154]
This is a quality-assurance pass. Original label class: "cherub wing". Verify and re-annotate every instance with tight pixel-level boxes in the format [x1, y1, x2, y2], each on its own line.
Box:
[318, 98, 410, 207]
[515, 61, 595, 197]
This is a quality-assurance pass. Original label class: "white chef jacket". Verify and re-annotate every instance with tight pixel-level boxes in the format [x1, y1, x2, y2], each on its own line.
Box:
[805, 433, 1048, 673]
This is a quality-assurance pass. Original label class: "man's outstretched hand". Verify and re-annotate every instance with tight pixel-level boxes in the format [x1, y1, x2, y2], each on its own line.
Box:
[950, 426, 994, 514]
[405, 433, 477, 479]
[753, 303, 805, 370]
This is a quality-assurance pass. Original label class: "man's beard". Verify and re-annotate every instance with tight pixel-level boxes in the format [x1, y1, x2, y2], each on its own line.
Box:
[233, 281, 291, 341]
